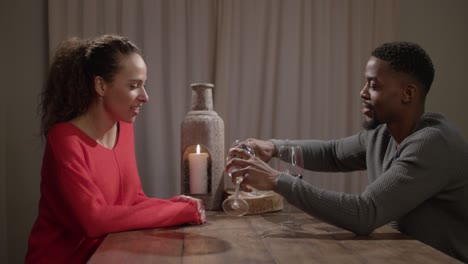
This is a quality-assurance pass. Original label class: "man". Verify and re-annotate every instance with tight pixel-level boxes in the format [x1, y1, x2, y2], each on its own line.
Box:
[226, 42, 468, 262]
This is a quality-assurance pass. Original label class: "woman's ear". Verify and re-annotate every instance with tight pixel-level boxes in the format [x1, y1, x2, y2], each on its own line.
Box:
[94, 76, 106, 97]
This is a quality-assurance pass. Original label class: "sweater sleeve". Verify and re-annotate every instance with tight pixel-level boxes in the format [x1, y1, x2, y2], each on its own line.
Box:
[274, 128, 451, 235]
[44, 135, 200, 238]
[270, 130, 368, 172]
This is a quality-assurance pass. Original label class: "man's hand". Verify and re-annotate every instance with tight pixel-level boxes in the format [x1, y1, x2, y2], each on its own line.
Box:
[225, 149, 281, 192]
[233, 138, 277, 163]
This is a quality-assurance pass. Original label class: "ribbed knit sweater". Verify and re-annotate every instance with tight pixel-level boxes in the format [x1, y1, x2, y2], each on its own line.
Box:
[272, 112, 468, 262]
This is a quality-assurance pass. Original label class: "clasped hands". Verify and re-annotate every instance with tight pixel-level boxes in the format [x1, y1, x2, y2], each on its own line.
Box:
[171, 195, 206, 225]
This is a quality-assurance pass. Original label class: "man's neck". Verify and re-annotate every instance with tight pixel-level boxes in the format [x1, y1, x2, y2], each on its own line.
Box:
[387, 108, 425, 145]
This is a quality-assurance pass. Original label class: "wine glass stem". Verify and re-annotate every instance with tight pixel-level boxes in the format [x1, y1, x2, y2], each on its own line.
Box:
[233, 176, 243, 205]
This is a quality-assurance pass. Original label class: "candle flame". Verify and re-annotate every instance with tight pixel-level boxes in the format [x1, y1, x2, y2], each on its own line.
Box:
[196, 144, 201, 154]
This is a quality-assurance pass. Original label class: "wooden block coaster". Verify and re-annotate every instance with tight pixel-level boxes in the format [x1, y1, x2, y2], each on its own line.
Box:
[224, 189, 284, 215]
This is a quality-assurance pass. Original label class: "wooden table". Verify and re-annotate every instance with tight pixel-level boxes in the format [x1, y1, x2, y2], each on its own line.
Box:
[89, 209, 461, 263]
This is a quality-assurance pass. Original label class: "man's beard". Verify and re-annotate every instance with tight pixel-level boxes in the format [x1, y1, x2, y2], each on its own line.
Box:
[362, 118, 381, 130]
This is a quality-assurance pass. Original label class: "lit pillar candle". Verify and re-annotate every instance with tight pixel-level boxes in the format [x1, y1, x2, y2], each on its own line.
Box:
[188, 144, 209, 193]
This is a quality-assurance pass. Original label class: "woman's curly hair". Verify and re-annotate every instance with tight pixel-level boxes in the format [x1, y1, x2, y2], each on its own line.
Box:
[39, 34, 142, 137]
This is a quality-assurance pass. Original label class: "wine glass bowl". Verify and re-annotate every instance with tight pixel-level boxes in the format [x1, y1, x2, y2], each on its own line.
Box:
[225, 140, 255, 176]
[277, 144, 304, 225]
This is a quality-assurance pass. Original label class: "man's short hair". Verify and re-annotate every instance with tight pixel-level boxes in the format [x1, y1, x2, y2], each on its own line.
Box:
[372, 41, 435, 94]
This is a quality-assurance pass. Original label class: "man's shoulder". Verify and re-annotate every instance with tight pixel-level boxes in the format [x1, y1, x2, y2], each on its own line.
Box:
[404, 113, 468, 155]
[416, 112, 464, 141]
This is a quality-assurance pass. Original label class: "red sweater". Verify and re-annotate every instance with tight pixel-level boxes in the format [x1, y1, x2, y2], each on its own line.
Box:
[26, 122, 200, 263]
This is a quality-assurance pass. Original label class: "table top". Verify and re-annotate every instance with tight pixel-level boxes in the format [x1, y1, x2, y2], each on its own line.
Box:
[89, 210, 461, 264]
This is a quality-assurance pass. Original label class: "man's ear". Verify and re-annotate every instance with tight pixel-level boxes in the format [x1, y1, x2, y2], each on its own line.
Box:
[402, 83, 417, 104]
[94, 76, 106, 97]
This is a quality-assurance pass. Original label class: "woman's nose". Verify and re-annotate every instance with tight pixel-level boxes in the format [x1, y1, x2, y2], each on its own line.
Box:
[139, 87, 149, 103]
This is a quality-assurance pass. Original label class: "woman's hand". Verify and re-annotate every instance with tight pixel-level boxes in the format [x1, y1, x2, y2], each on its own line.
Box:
[225, 148, 281, 192]
[172, 195, 206, 224]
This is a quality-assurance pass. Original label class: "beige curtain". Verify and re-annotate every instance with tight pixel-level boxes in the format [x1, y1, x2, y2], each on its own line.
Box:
[48, 0, 398, 198]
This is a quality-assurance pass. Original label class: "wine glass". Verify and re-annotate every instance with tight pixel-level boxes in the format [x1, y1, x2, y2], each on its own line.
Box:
[222, 140, 255, 216]
[277, 144, 304, 226]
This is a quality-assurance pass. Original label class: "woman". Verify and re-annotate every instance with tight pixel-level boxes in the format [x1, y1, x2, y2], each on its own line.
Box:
[26, 34, 205, 263]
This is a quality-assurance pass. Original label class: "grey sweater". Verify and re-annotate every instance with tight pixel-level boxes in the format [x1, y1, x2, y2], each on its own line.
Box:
[272, 112, 468, 262]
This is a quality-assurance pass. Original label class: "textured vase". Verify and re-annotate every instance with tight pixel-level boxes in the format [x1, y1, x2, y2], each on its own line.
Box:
[181, 83, 225, 210]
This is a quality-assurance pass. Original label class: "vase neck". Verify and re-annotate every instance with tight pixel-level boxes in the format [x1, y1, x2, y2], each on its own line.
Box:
[191, 83, 214, 111]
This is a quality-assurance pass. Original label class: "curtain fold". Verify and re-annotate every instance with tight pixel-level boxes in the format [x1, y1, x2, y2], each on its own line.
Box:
[48, 0, 398, 198]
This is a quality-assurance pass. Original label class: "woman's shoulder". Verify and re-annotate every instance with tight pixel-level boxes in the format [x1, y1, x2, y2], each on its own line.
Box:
[48, 122, 84, 138]
[48, 122, 77, 134]
[47, 122, 96, 147]
[47, 121, 135, 150]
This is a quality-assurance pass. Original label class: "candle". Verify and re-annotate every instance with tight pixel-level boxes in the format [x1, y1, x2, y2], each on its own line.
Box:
[188, 144, 209, 193]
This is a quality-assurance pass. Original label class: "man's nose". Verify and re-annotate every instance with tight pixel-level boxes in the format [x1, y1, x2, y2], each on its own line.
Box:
[360, 85, 369, 99]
